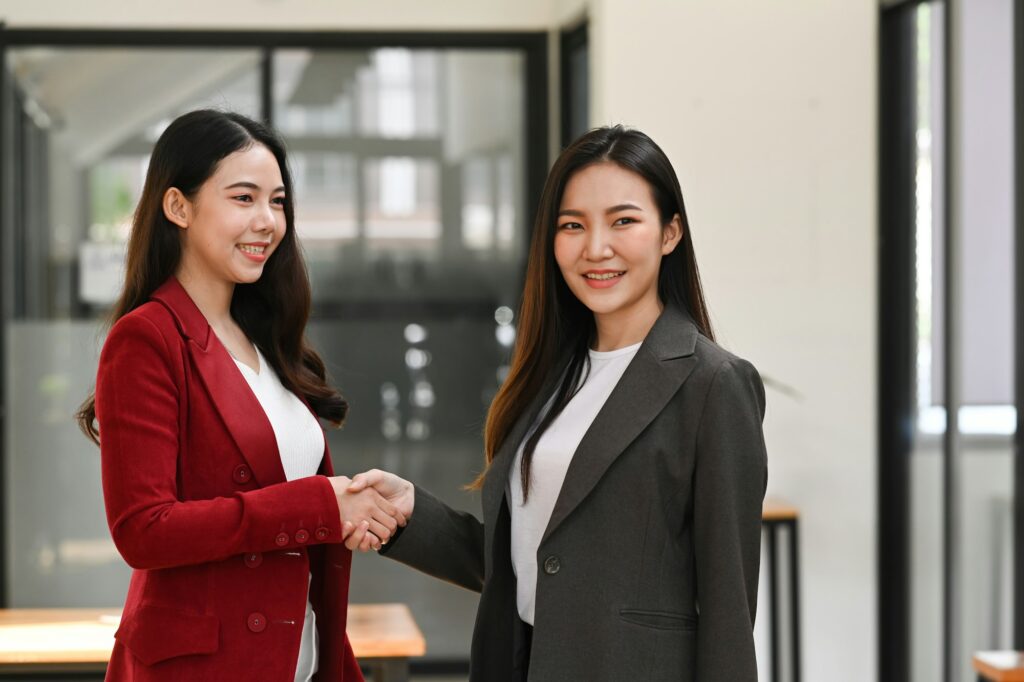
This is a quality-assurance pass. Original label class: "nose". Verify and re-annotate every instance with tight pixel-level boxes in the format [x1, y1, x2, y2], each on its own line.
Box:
[582, 225, 614, 261]
[253, 202, 277, 234]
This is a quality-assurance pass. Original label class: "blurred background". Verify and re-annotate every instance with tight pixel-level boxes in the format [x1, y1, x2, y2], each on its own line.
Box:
[0, 1, 1019, 682]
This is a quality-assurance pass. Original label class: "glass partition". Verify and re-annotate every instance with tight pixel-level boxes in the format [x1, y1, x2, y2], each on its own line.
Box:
[3, 39, 535, 662]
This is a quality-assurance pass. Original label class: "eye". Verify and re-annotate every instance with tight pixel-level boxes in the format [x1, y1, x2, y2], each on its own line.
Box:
[558, 222, 583, 231]
[271, 196, 286, 207]
[613, 216, 637, 226]
[232, 194, 254, 203]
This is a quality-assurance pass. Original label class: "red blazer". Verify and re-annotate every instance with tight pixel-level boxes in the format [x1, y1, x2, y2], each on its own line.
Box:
[95, 277, 363, 681]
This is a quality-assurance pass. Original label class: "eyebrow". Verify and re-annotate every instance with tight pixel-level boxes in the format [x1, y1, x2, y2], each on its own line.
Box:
[558, 203, 644, 217]
[224, 181, 286, 193]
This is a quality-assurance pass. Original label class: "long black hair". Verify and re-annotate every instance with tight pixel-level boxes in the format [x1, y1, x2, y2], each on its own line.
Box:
[77, 109, 346, 443]
[479, 125, 713, 498]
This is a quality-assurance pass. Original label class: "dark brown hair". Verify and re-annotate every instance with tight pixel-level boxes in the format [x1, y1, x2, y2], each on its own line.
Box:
[478, 125, 714, 498]
[77, 109, 346, 444]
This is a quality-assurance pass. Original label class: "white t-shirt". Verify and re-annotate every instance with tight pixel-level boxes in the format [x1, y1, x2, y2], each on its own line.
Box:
[234, 346, 325, 682]
[508, 341, 642, 625]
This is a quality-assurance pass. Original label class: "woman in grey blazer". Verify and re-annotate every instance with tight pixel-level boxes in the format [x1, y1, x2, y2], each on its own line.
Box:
[349, 125, 768, 682]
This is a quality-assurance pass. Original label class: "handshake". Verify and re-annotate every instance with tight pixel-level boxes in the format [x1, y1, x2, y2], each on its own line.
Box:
[327, 470, 414, 552]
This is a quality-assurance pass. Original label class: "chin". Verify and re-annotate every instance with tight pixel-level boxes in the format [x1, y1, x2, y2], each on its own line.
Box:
[233, 269, 265, 285]
[574, 296, 622, 316]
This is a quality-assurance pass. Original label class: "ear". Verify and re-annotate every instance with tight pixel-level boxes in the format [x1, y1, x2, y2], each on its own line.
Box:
[162, 188, 191, 229]
[661, 213, 683, 255]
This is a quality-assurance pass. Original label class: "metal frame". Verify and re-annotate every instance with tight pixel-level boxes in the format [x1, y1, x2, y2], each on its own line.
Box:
[0, 21, 7, 609]
[940, 3, 961, 680]
[1015, 0, 1024, 652]
[559, 21, 588, 149]
[877, 5, 919, 680]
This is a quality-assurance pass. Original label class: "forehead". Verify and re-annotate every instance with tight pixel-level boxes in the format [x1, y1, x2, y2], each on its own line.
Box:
[560, 162, 654, 207]
[210, 143, 283, 183]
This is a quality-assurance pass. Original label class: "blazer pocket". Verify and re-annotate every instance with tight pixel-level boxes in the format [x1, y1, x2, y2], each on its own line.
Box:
[620, 608, 698, 631]
[115, 604, 219, 666]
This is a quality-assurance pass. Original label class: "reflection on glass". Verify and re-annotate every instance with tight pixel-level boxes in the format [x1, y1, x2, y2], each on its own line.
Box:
[3, 47, 262, 610]
[5, 43, 529, 661]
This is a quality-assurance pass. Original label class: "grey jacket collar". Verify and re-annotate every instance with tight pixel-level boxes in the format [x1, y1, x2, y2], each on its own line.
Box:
[483, 305, 701, 542]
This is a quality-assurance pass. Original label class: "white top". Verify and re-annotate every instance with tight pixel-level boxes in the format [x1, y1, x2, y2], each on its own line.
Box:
[508, 341, 642, 625]
[233, 346, 325, 682]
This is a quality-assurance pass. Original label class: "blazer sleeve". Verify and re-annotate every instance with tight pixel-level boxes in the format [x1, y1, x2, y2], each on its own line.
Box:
[96, 313, 344, 570]
[378, 485, 485, 593]
[692, 358, 768, 682]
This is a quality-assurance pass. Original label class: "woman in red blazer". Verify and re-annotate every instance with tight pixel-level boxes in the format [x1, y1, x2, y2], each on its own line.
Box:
[77, 110, 402, 681]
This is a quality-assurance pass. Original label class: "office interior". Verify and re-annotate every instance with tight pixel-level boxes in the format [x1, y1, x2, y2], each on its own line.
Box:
[0, 1, 1019, 681]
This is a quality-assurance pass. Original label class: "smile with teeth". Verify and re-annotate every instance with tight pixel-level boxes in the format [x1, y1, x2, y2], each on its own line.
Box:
[239, 244, 266, 255]
[584, 271, 624, 280]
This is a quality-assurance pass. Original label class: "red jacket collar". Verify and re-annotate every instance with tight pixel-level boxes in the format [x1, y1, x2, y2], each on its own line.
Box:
[150, 276, 213, 350]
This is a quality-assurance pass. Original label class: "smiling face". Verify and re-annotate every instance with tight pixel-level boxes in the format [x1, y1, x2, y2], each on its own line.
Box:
[166, 143, 287, 288]
[554, 161, 682, 341]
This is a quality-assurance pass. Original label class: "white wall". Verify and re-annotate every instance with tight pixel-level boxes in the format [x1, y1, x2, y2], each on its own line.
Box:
[2, 1, 880, 679]
[0, 0, 555, 30]
[586, 1, 878, 680]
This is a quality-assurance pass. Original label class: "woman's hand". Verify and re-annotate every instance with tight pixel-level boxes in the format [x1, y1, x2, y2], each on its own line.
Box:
[328, 476, 407, 551]
[347, 469, 415, 522]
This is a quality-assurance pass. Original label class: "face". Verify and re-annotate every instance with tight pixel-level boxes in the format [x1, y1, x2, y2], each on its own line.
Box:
[554, 161, 681, 324]
[166, 143, 287, 287]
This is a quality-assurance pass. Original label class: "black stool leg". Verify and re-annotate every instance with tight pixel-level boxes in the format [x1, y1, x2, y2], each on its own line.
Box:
[788, 519, 802, 682]
[769, 522, 780, 682]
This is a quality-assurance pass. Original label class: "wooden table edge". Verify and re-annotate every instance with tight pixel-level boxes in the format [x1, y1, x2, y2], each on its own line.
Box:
[973, 653, 1024, 682]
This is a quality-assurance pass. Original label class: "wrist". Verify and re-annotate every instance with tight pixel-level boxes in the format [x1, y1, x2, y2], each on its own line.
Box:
[329, 475, 352, 496]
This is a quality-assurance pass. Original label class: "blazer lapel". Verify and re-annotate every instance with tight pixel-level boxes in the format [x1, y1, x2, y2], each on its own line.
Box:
[540, 306, 700, 544]
[151, 277, 286, 487]
[481, 357, 570, 528]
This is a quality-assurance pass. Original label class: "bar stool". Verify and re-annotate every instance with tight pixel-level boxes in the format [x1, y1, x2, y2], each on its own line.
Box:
[762, 497, 802, 682]
[974, 651, 1024, 681]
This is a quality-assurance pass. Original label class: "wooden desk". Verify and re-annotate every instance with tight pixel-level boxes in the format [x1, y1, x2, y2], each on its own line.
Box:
[974, 651, 1024, 682]
[762, 497, 802, 682]
[0, 604, 425, 682]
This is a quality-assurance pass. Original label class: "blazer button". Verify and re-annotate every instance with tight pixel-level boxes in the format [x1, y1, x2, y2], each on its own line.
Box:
[275, 532, 289, 547]
[247, 612, 267, 633]
[315, 527, 330, 540]
[232, 465, 252, 484]
[244, 552, 263, 568]
[295, 529, 309, 544]
[543, 555, 561, 575]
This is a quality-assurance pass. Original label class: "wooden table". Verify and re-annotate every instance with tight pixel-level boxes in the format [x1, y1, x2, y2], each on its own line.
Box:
[763, 497, 802, 682]
[974, 651, 1024, 681]
[0, 604, 425, 682]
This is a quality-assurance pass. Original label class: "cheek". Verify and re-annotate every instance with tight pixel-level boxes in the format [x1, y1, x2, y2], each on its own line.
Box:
[626, 231, 666, 267]
[552, 234, 575, 272]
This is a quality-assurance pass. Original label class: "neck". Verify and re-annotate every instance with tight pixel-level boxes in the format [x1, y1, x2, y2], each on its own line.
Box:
[592, 295, 663, 352]
[175, 260, 235, 328]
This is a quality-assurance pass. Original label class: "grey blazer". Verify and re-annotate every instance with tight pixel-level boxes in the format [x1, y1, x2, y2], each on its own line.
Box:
[381, 305, 768, 681]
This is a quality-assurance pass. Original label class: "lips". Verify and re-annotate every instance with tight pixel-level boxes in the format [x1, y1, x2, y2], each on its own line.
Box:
[584, 271, 624, 281]
[237, 242, 270, 263]
[581, 270, 624, 288]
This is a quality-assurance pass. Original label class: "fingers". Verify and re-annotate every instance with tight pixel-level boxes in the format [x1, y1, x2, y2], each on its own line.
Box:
[340, 520, 355, 541]
[370, 491, 400, 519]
[359, 529, 383, 552]
[348, 468, 383, 493]
[367, 518, 392, 544]
[391, 506, 408, 527]
[371, 506, 401, 534]
[344, 520, 371, 551]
